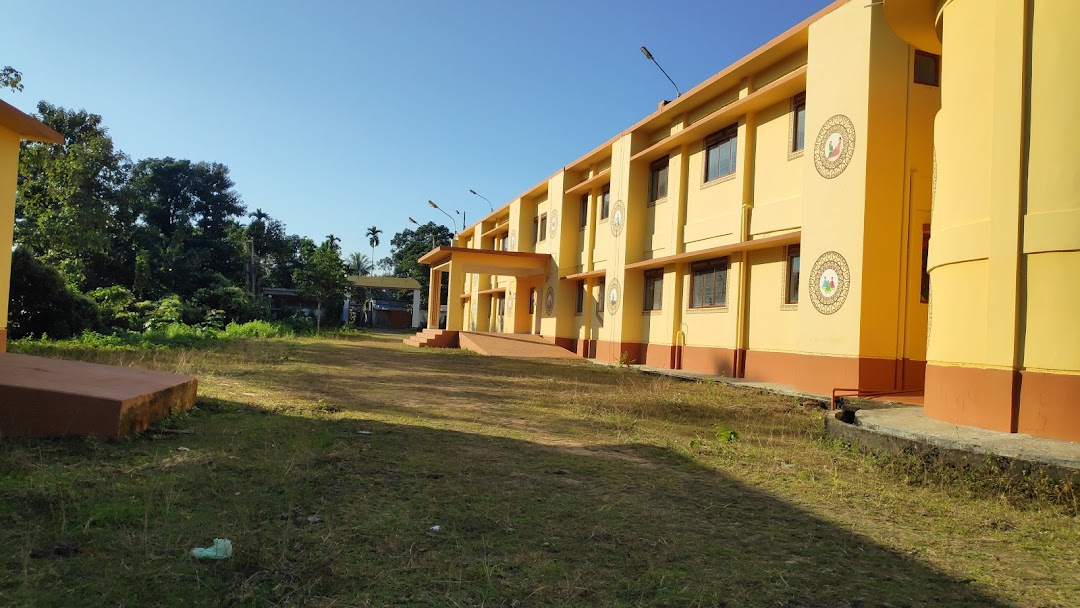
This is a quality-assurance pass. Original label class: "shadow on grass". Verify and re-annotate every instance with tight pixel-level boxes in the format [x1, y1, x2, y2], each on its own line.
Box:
[0, 398, 1009, 608]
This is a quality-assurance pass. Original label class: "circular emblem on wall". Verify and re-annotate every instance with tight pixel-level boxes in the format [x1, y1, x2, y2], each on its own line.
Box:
[808, 251, 851, 315]
[814, 114, 856, 179]
[543, 286, 555, 316]
[607, 278, 621, 314]
[509, 229, 517, 251]
[610, 200, 626, 237]
[548, 209, 559, 235]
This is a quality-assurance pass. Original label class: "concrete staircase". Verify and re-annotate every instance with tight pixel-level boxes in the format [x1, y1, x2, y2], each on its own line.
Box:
[403, 328, 459, 348]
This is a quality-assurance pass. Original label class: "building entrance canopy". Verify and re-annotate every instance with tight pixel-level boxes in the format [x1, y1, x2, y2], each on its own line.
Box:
[418, 247, 551, 277]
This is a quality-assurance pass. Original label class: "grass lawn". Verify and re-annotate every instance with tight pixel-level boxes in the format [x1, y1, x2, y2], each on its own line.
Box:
[1, 332, 1077, 607]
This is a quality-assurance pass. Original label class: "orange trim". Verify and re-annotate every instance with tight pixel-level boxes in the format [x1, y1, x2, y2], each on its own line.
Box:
[624, 232, 800, 271]
[0, 99, 65, 143]
[924, 365, 1018, 434]
[479, 222, 510, 239]
[564, 168, 611, 196]
[1018, 371, 1080, 442]
[418, 246, 551, 266]
[561, 269, 606, 281]
[629, 67, 808, 165]
[0, 328, 6, 353]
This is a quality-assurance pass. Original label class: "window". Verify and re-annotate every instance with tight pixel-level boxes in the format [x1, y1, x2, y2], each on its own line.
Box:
[920, 227, 931, 303]
[643, 270, 663, 311]
[791, 93, 806, 153]
[785, 245, 800, 304]
[579, 194, 589, 229]
[576, 280, 585, 314]
[500, 231, 509, 251]
[539, 213, 548, 241]
[533, 217, 540, 244]
[690, 258, 728, 308]
[529, 288, 536, 314]
[704, 124, 738, 182]
[597, 278, 606, 315]
[914, 51, 940, 87]
[649, 157, 669, 204]
[600, 185, 610, 220]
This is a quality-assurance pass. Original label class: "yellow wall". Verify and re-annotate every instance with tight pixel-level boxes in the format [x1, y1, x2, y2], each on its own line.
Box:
[797, 0, 874, 360]
[746, 248, 798, 353]
[926, 0, 1025, 371]
[1020, 1, 1080, 374]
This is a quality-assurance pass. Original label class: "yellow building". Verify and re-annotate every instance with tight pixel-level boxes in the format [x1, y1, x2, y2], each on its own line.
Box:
[0, 100, 65, 351]
[419, 0, 1079, 442]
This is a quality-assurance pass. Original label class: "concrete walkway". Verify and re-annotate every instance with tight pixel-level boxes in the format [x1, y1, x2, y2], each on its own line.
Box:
[458, 332, 580, 359]
[630, 362, 1079, 473]
[855, 407, 1080, 470]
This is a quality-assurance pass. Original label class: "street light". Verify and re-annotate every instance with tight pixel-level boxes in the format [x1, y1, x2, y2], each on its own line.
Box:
[641, 45, 681, 99]
[409, 216, 437, 248]
[469, 189, 494, 213]
[428, 200, 460, 232]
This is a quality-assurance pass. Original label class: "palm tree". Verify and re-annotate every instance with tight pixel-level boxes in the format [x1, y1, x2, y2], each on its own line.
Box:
[366, 226, 382, 274]
[347, 251, 373, 276]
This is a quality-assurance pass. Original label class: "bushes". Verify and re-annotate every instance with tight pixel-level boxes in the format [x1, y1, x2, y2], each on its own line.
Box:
[16, 321, 296, 350]
[8, 248, 101, 340]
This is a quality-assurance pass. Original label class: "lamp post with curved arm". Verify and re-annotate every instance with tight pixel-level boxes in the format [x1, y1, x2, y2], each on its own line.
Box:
[468, 189, 494, 213]
[427, 200, 460, 232]
[408, 216, 437, 248]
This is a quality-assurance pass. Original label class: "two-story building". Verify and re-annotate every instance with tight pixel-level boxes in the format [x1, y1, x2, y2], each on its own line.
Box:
[417, 0, 1080, 443]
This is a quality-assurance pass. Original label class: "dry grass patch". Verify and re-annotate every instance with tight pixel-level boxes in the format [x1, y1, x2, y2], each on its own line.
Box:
[1, 333, 1077, 607]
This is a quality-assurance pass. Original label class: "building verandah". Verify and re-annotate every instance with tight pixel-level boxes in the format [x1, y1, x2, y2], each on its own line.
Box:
[418, 247, 551, 332]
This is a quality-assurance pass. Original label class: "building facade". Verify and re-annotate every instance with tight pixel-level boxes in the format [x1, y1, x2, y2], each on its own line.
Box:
[420, 0, 1080, 442]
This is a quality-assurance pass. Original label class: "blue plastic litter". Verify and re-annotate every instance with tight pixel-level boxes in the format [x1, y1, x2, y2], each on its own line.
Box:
[190, 538, 233, 560]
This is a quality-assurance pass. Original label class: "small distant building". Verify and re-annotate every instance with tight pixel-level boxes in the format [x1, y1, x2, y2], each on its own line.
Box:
[348, 275, 423, 329]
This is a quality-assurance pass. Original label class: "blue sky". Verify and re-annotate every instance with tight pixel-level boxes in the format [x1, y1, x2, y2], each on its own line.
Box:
[6, 0, 826, 262]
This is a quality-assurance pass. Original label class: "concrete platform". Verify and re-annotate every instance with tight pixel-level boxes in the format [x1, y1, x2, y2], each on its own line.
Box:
[0, 353, 198, 439]
[632, 363, 1077, 478]
[853, 407, 1080, 471]
[458, 332, 581, 359]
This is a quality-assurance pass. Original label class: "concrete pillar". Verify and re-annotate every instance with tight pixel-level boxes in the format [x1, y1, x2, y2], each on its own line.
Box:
[427, 268, 441, 328]
[411, 289, 422, 329]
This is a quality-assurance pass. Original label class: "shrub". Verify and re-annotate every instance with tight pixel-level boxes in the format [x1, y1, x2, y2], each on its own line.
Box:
[87, 285, 141, 332]
[221, 320, 291, 339]
[190, 284, 269, 325]
[8, 249, 101, 339]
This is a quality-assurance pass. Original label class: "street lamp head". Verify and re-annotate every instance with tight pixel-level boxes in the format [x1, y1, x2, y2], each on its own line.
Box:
[408, 217, 418, 225]
[640, 46, 653, 60]
[469, 189, 477, 195]
[427, 200, 438, 209]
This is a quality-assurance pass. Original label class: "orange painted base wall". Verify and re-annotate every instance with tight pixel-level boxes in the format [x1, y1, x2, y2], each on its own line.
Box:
[580, 341, 923, 395]
[0, 328, 6, 353]
[925, 365, 1080, 442]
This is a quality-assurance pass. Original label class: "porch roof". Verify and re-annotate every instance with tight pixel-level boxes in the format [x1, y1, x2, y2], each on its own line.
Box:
[418, 246, 550, 277]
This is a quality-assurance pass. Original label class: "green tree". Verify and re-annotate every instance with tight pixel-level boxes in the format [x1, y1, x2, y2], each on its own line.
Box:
[387, 222, 452, 307]
[16, 102, 130, 288]
[125, 157, 246, 298]
[366, 225, 382, 273]
[246, 208, 300, 291]
[347, 251, 373, 276]
[1, 66, 23, 93]
[293, 236, 349, 334]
